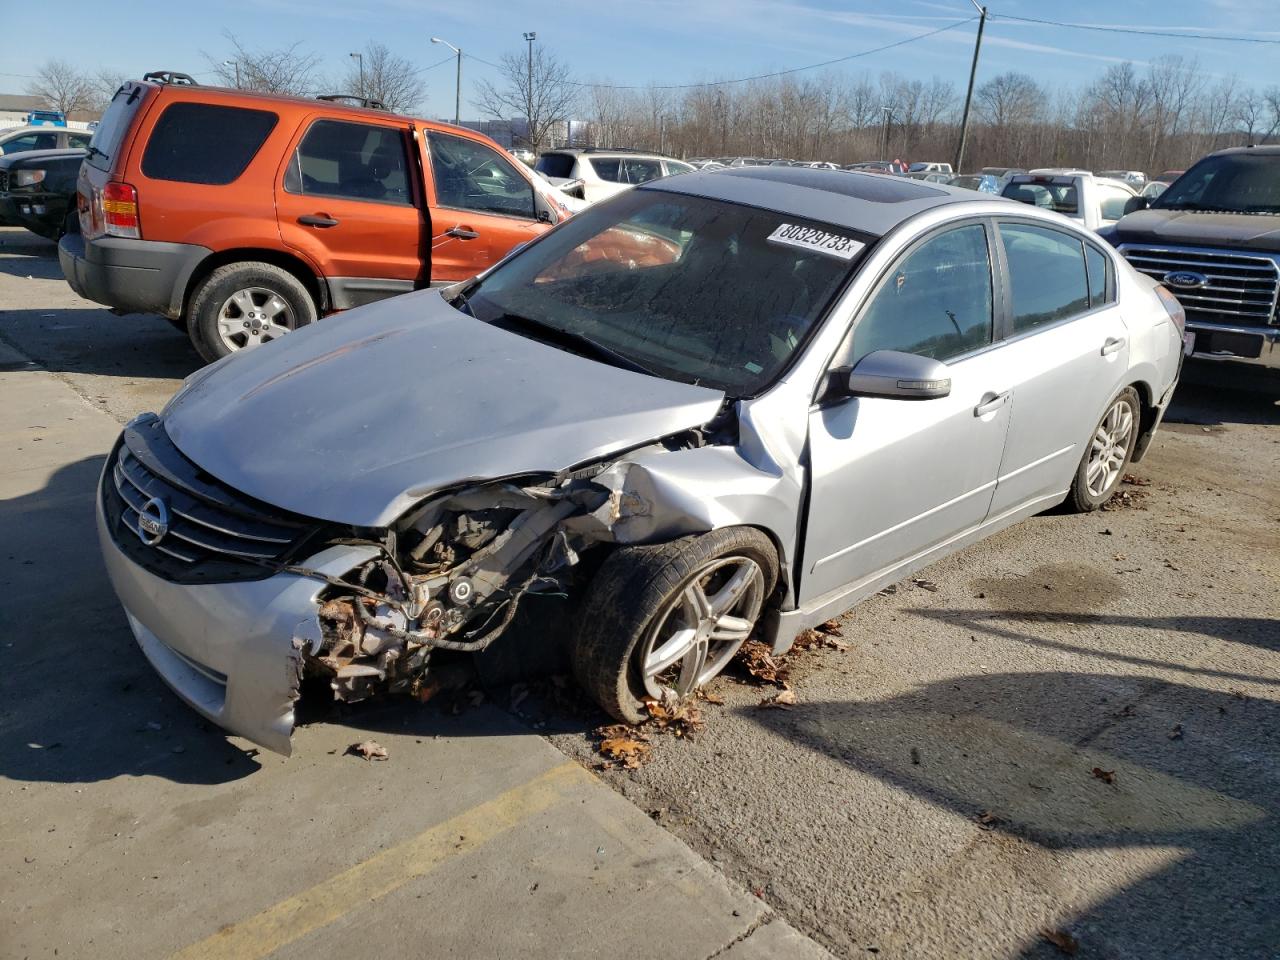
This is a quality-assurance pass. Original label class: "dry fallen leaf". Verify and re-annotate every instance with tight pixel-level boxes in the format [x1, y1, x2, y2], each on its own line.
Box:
[347, 740, 389, 761]
[1040, 928, 1079, 955]
[596, 726, 652, 769]
[974, 809, 1004, 830]
[737, 640, 792, 687]
[912, 578, 939, 592]
[1169, 723, 1184, 740]
[759, 689, 797, 709]
[1091, 766, 1116, 785]
[699, 691, 726, 705]
[643, 696, 704, 737]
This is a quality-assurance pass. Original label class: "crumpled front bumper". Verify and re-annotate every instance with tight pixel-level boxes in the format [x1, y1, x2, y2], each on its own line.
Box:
[96, 491, 378, 755]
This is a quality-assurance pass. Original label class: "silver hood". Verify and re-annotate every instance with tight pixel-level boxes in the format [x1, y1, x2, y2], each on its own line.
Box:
[163, 290, 725, 527]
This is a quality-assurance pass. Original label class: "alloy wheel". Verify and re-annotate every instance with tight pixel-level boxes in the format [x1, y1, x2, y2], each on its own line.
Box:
[1086, 398, 1135, 498]
[216, 287, 297, 352]
[637, 556, 766, 700]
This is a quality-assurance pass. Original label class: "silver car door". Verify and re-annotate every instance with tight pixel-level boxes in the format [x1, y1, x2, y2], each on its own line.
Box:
[987, 221, 1130, 516]
[801, 221, 1012, 604]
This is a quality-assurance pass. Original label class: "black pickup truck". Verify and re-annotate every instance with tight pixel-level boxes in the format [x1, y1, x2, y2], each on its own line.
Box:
[1101, 145, 1280, 376]
[0, 147, 85, 240]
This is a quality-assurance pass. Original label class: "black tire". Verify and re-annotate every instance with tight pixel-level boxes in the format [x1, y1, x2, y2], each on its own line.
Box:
[185, 261, 317, 364]
[1064, 386, 1141, 513]
[572, 527, 778, 723]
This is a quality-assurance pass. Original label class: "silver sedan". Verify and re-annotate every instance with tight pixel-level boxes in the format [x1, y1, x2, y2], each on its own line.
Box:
[98, 167, 1185, 753]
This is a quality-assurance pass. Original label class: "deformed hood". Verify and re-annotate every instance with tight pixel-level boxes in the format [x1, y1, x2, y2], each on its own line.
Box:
[163, 290, 725, 527]
[1112, 209, 1280, 251]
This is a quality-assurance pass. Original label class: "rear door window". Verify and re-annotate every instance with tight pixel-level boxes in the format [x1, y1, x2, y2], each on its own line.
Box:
[67, 132, 92, 149]
[285, 120, 411, 204]
[1, 133, 57, 154]
[534, 153, 575, 178]
[999, 222, 1091, 333]
[1085, 244, 1112, 307]
[622, 158, 663, 184]
[142, 102, 278, 185]
[426, 131, 535, 218]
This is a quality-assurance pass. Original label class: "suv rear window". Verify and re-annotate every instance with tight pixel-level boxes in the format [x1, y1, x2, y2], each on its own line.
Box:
[86, 82, 148, 171]
[535, 153, 575, 179]
[141, 102, 277, 185]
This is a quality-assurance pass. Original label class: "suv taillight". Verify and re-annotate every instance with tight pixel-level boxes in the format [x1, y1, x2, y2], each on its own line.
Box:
[102, 182, 140, 239]
[1155, 284, 1186, 336]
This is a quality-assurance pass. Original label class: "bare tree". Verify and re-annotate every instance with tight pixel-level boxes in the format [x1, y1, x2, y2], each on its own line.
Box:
[206, 34, 322, 96]
[26, 59, 94, 115]
[340, 42, 425, 113]
[476, 44, 576, 154]
[91, 70, 129, 111]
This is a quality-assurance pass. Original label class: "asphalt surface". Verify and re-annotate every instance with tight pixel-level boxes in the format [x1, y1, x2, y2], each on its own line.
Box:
[2, 227, 1278, 958]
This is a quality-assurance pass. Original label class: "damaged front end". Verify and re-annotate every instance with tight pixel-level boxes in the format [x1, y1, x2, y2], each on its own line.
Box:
[297, 430, 719, 709]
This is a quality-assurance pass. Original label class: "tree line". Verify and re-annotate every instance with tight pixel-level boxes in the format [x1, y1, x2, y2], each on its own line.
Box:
[24, 41, 1280, 174]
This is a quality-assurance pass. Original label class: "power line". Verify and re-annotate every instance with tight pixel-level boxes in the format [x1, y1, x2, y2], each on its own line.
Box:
[463, 17, 977, 90]
[990, 12, 1280, 45]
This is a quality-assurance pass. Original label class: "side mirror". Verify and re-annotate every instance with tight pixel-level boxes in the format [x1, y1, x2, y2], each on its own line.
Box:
[1123, 195, 1149, 215]
[844, 350, 951, 400]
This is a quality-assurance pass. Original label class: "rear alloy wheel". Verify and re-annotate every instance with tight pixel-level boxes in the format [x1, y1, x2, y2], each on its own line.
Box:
[572, 527, 778, 723]
[186, 262, 317, 363]
[1065, 386, 1140, 512]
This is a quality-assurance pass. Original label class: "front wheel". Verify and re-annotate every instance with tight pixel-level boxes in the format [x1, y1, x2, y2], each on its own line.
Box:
[572, 527, 778, 723]
[186, 262, 317, 363]
[1065, 386, 1140, 512]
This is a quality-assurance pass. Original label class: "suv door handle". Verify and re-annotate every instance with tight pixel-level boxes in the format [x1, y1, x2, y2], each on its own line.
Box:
[973, 391, 1010, 417]
[298, 214, 339, 227]
[445, 225, 480, 240]
[1101, 336, 1127, 356]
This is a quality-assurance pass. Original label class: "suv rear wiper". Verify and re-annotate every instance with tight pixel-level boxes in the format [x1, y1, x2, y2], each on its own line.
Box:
[491, 312, 658, 377]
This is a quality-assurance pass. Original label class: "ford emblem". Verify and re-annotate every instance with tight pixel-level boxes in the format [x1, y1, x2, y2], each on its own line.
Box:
[1163, 270, 1208, 290]
[137, 496, 171, 546]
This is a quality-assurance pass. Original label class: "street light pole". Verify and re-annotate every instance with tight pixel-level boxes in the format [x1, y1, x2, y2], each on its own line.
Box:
[522, 31, 536, 150]
[881, 106, 894, 161]
[349, 51, 364, 98]
[223, 59, 240, 88]
[431, 37, 462, 124]
[954, 1, 987, 175]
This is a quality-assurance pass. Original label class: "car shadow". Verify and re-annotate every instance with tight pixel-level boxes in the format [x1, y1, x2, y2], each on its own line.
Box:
[0, 308, 201, 380]
[745, 671, 1280, 957]
[1166, 363, 1280, 426]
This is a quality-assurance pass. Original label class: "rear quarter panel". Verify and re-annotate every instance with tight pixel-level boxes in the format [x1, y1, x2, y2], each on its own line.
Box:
[1117, 259, 1180, 401]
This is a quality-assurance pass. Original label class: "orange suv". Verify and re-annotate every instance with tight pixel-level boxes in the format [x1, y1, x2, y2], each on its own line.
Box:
[60, 72, 566, 361]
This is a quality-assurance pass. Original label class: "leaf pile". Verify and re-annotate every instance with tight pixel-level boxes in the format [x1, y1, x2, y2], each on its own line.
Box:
[595, 727, 652, 770]
[592, 693, 704, 769]
[643, 695, 704, 737]
[736, 640, 794, 687]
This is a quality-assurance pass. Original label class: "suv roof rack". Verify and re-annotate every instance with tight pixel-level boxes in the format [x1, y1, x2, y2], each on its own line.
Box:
[580, 146, 654, 154]
[316, 94, 387, 110]
[143, 71, 198, 85]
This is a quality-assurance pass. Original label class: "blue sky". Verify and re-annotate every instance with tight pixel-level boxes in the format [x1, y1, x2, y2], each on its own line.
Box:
[4, 0, 1277, 117]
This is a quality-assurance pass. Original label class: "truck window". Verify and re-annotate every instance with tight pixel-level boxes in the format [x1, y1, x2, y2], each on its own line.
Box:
[142, 102, 278, 185]
[999, 223, 1090, 333]
[285, 120, 411, 205]
[427, 131, 534, 219]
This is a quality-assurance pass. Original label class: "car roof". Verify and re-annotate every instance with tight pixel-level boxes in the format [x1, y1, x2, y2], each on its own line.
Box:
[1208, 144, 1280, 157]
[643, 165, 985, 238]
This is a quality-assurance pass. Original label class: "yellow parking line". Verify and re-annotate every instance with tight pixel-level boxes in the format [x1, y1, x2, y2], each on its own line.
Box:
[170, 762, 588, 960]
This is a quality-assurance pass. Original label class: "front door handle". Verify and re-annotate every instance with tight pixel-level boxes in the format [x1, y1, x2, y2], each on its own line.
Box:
[1101, 336, 1127, 356]
[298, 214, 339, 228]
[973, 391, 1010, 417]
[445, 225, 480, 240]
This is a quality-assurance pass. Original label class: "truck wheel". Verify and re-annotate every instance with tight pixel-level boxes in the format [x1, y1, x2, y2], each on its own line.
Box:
[572, 527, 778, 723]
[1065, 386, 1140, 512]
[186, 262, 317, 363]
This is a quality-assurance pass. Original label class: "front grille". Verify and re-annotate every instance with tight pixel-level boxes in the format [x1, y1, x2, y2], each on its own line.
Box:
[0, 170, 9, 192]
[103, 414, 324, 583]
[1119, 244, 1280, 327]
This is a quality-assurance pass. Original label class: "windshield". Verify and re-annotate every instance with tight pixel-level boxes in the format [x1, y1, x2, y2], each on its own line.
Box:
[1155, 153, 1280, 214]
[1002, 180, 1079, 216]
[458, 189, 866, 396]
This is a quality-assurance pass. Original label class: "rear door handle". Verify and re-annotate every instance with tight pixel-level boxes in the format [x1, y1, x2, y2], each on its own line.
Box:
[973, 391, 1010, 417]
[298, 214, 339, 228]
[445, 225, 480, 240]
[1101, 336, 1127, 356]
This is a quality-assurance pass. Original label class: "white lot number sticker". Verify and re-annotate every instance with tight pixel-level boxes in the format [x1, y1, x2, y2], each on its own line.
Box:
[767, 223, 864, 261]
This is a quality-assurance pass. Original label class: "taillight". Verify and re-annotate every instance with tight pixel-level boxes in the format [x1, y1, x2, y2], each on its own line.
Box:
[1155, 284, 1186, 336]
[102, 181, 140, 239]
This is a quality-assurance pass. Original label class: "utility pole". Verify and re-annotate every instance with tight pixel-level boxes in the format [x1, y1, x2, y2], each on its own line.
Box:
[522, 31, 536, 150]
[954, 1, 987, 175]
[880, 106, 893, 160]
[349, 51, 365, 98]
